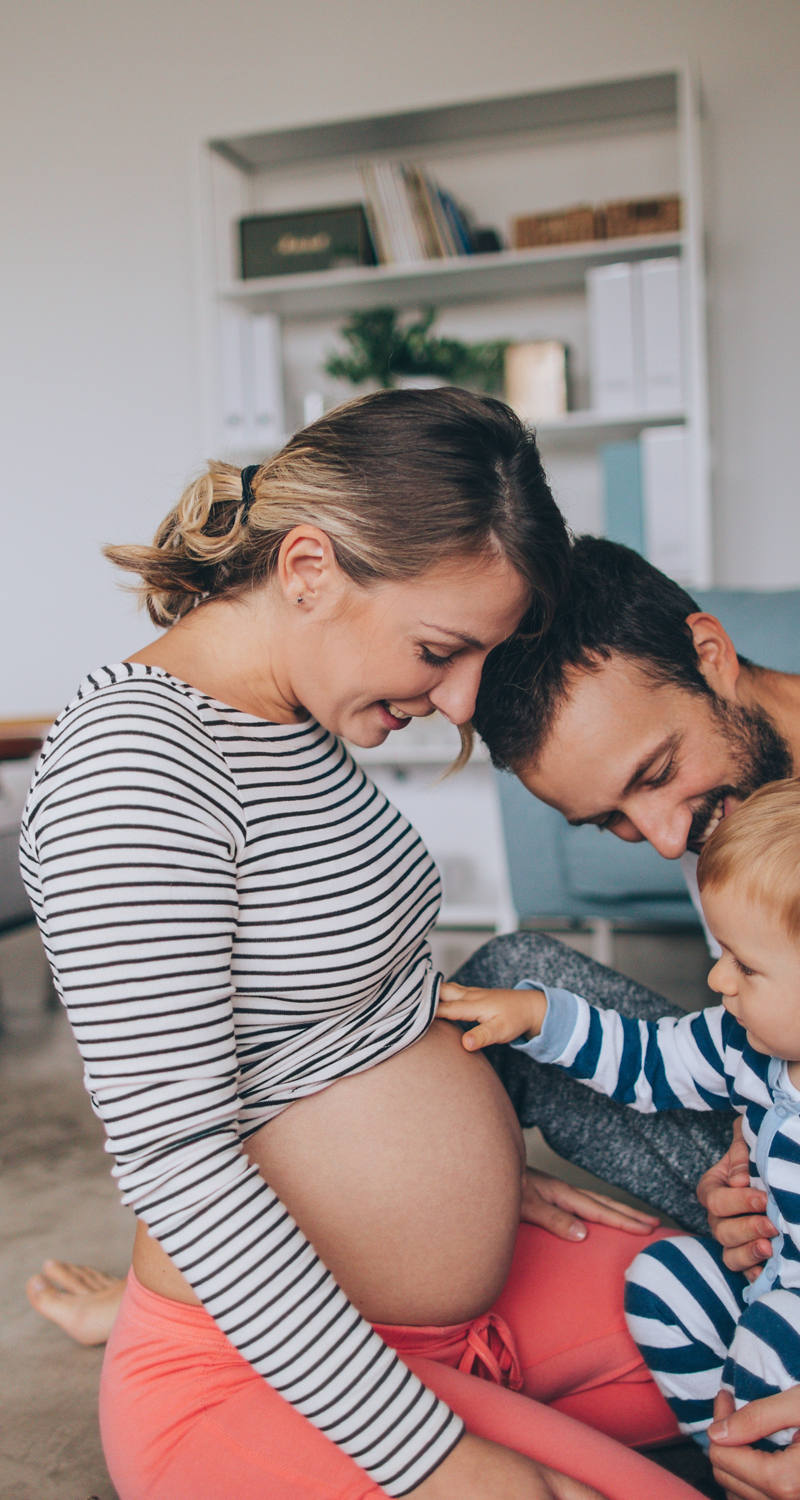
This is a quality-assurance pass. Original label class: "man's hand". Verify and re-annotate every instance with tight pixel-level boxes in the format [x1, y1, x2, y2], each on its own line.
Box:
[437, 980, 547, 1050]
[708, 1388, 800, 1500]
[521, 1167, 660, 1242]
[697, 1120, 777, 1280]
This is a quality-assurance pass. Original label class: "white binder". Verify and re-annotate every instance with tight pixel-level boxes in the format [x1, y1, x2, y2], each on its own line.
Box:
[249, 313, 285, 449]
[586, 262, 640, 413]
[639, 257, 684, 412]
[642, 425, 692, 581]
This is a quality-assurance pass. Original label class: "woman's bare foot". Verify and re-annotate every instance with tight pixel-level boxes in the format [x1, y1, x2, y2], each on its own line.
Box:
[26, 1260, 125, 1345]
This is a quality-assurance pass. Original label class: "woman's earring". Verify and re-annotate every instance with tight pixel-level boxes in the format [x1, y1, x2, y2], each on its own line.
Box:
[296, 594, 304, 605]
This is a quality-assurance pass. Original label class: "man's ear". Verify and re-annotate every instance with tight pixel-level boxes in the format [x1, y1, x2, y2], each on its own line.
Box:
[276, 525, 343, 608]
[685, 612, 741, 699]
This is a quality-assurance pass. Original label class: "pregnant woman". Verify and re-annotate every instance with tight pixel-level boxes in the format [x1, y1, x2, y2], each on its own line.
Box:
[21, 388, 698, 1498]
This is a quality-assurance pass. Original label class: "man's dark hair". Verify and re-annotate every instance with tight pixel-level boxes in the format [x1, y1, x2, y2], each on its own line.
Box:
[474, 535, 726, 771]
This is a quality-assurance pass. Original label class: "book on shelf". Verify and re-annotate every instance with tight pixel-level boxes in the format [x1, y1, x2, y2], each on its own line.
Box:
[358, 161, 475, 265]
[437, 187, 473, 255]
[358, 164, 390, 264]
[402, 165, 450, 258]
[383, 163, 421, 262]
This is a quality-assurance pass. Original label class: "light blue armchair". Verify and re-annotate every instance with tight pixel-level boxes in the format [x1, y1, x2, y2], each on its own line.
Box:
[494, 588, 800, 935]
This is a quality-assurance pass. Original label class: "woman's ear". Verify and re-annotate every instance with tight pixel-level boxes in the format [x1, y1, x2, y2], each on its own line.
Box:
[276, 526, 342, 608]
[685, 612, 741, 699]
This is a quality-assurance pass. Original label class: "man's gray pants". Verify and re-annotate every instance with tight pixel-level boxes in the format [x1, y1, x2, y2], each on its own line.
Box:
[451, 931, 732, 1234]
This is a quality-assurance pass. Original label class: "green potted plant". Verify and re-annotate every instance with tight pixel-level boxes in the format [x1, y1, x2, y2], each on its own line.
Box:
[324, 306, 507, 392]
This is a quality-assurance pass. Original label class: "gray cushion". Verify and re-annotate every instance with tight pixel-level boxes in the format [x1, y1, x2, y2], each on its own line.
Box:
[562, 824, 685, 900]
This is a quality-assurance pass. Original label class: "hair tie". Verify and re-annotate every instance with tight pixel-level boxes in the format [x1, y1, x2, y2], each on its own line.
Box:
[240, 464, 260, 523]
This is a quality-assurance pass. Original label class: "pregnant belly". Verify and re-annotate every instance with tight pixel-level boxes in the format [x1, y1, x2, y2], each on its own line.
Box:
[245, 1018, 526, 1324]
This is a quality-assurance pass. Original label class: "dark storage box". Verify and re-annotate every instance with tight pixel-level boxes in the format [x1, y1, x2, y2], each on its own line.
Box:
[239, 204, 375, 279]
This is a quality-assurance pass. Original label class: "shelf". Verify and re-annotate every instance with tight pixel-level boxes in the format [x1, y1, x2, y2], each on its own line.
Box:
[211, 74, 679, 172]
[537, 408, 686, 445]
[220, 407, 687, 465]
[219, 234, 685, 318]
[349, 720, 488, 768]
[353, 742, 489, 769]
[436, 904, 506, 929]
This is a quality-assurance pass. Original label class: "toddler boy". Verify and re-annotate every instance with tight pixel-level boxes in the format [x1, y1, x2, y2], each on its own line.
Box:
[439, 778, 800, 1450]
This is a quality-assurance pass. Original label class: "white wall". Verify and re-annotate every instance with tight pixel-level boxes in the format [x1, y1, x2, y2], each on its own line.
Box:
[2, 0, 799, 715]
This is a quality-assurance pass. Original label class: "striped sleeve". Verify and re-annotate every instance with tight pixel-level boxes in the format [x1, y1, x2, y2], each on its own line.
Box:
[20, 686, 462, 1495]
[766, 1117, 800, 1287]
[513, 982, 735, 1113]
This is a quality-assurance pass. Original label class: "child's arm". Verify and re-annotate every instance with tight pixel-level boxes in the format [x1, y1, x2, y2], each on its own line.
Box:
[438, 979, 735, 1115]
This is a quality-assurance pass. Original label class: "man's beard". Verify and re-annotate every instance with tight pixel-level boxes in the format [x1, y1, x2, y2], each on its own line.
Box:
[686, 696, 793, 852]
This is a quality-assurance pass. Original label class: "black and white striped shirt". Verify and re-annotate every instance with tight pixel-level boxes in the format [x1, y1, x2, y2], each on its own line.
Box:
[20, 663, 463, 1494]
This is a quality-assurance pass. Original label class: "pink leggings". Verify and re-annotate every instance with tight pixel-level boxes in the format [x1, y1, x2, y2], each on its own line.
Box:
[100, 1223, 698, 1499]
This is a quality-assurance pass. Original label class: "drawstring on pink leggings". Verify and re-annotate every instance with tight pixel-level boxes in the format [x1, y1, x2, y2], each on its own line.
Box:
[456, 1311, 523, 1390]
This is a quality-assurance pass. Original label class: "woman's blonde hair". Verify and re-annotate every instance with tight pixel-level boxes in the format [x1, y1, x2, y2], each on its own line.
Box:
[697, 778, 800, 940]
[104, 386, 568, 630]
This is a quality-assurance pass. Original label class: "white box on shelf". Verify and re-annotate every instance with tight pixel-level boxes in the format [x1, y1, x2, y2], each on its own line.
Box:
[249, 312, 286, 449]
[641, 425, 692, 580]
[638, 257, 684, 412]
[218, 306, 247, 442]
[504, 340, 568, 424]
[302, 391, 325, 425]
[586, 262, 640, 413]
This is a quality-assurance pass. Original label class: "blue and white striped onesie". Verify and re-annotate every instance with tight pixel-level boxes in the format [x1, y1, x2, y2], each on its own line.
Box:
[513, 980, 800, 1450]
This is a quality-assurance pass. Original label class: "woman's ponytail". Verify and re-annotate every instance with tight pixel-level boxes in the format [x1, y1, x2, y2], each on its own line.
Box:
[104, 461, 257, 625]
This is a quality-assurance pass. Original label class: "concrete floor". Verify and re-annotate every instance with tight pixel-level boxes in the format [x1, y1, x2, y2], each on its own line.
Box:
[1, 921, 714, 1499]
[1, 927, 132, 1500]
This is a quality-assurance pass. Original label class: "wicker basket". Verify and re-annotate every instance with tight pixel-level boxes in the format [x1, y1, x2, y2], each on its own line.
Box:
[512, 205, 598, 249]
[600, 195, 681, 239]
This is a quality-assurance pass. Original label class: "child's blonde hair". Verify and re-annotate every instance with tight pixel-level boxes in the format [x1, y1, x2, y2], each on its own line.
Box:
[697, 777, 800, 939]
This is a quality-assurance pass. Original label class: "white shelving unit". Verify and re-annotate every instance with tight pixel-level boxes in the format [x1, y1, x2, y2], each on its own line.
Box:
[198, 68, 710, 577]
[195, 69, 711, 930]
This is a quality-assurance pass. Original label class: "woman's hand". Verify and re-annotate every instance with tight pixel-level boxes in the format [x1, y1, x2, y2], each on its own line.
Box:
[708, 1388, 800, 1499]
[409, 1431, 605, 1498]
[696, 1119, 777, 1280]
[521, 1167, 660, 1242]
[437, 980, 547, 1050]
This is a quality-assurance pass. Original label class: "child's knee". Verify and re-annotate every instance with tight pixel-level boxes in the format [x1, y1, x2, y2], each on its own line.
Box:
[624, 1235, 691, 1298]
[623, 1235, 704, 1342]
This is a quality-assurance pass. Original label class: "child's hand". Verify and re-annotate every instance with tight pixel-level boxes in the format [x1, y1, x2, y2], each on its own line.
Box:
[437, 981, 547, 1051]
